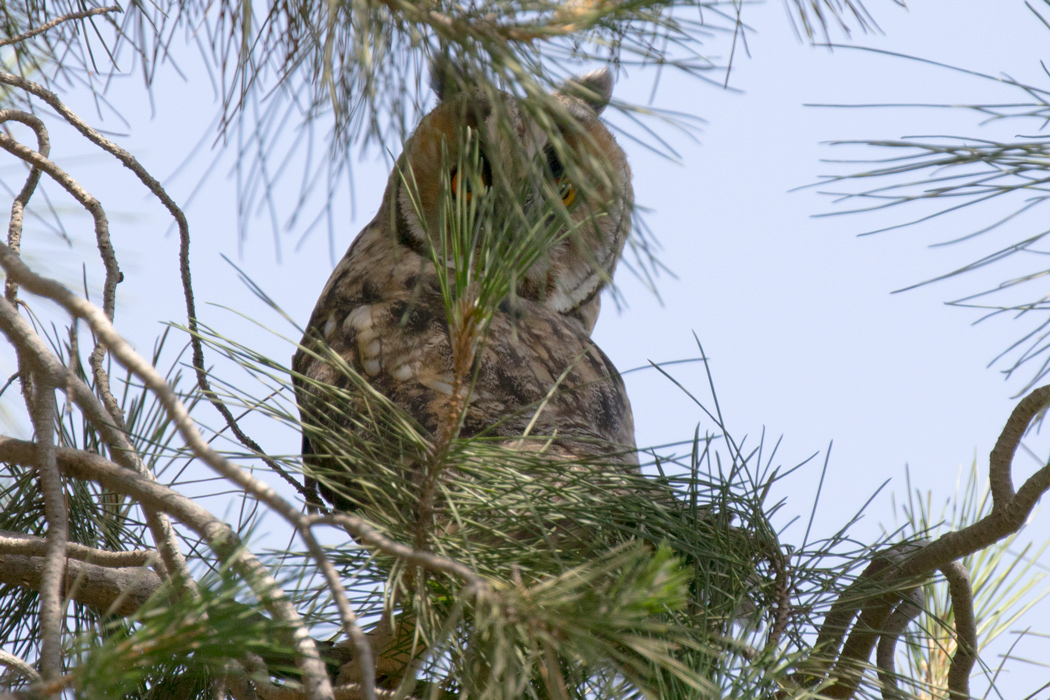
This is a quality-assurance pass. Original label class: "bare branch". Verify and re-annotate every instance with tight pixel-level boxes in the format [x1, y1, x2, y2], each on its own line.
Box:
[0, 649, 39, 684]
[941, 561, 977, 700]
[24, 373, 65, 682]
[0, 109, 200, 604]
[0, 110, 122, 426]
[0, 220, 373, 696]
[0, 122, 117, 323]
[1, 109, 49, 408]
[0, 530, 159, 569]
[0, 551, 162, 618]
[807, 544, 915, 683]
[875, 586, 924, 700]
[0, 436, 335, 700]
[988, 384, 1050, 507]
[823, 544, 926, 699]
[898, 384, 1050, 577]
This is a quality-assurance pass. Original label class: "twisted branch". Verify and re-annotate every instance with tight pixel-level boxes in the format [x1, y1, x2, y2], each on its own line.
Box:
[0, 109, 194, 598]
[0, 113, 116, 415]
[1, 110, 48, 306]
[809, 383, 1050, 698]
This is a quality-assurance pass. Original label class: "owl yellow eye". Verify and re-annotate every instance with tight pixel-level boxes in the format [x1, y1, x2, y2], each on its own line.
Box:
[450, 168, 470, 202]
[450, 163, 491, 202]
[557, 178, 576, 207]
[544, 145, 576, 207]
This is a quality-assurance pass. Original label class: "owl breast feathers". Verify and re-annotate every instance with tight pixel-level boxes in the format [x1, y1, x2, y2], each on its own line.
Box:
[292, 66, 636, 513]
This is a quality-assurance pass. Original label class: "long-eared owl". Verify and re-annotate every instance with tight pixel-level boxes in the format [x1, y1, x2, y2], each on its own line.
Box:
[292, 64, 637, 519]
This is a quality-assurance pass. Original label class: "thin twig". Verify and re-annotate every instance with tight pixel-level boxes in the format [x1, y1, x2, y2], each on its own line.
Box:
[0, 371, 17, 397]
[0, 72, 306, 497]
[0, 114, 120, 415]
[1, 109, 49, 406]
[0, 110, 49, 306]
[0, 108, 128, 478]
[0, 105, 125, 458]
[308, 513, 487, 593]
[0, 6, 120, 49]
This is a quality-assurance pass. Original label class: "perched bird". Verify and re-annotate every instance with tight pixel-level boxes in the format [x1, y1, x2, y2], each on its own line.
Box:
[292, 64, 637, 521]
[290, 66, 769, 692]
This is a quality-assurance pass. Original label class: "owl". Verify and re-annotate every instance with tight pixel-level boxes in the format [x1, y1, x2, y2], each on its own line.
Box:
[292, 65, 637, 523]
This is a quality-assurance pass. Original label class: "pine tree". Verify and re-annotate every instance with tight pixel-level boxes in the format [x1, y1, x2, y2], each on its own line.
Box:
[0, 2, 1048, 699]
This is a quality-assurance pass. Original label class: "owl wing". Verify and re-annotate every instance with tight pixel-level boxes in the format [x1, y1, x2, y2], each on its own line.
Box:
[467, 305, 637, 464]
[294, 215, 481, 510]
[294, 219, 637, 512]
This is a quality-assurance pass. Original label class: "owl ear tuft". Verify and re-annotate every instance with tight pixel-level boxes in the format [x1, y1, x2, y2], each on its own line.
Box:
[430, 54, 469, 102]
[561, 68, 613, 115]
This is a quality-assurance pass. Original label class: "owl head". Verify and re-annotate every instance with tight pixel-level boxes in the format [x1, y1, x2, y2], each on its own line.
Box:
[386, 63, 633, 332]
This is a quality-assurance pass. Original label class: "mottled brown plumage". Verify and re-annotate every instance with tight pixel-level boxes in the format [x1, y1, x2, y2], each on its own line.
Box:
[292, 67, 636, 514]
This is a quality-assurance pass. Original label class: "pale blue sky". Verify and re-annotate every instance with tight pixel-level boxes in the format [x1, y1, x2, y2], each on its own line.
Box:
[3, 0, 1049, 694]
